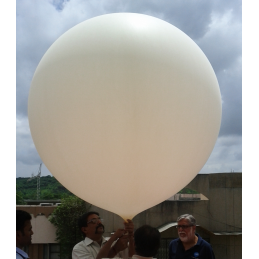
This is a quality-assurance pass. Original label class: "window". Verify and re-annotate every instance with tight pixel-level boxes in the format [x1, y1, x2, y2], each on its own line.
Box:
[43, 244, 68, 259]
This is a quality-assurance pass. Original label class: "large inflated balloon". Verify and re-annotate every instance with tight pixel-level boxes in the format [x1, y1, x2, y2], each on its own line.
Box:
[28, 13, 221, 220]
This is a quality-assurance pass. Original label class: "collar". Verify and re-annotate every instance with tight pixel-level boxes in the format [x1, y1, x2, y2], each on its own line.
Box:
[177, 233, 201, 246]
[195, 233, 202, 246]
[16, 247, 29, 258]
[84, 236, 107, 246]
[132, 255, 153, 259]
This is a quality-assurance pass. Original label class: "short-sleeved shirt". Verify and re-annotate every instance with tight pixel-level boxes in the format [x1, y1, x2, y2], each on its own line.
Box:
[16, 247, 29, 259]
[72, 236, 128, 259]
[168, 234, 215, 259]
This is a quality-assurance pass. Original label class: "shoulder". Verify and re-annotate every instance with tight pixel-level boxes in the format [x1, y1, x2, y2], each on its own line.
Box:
[196, 235, 215, 258]
[199, 236, 213, 249]
[169, 238, 179, 245]
[16, 253, 23, 259]
[169, 238, 179, 249]
[73, 240, 87, 250]
[16, 247, 29, 259]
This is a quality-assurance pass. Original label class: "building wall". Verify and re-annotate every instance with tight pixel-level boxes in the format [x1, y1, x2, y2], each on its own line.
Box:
[31, 214, 57, 243]
[16, 206, 57, 243]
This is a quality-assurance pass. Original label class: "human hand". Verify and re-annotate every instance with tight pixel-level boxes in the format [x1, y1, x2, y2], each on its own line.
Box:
[113, 228, 126, 239]
[124, 219, 134, 236]
[113, 234, 129, 252]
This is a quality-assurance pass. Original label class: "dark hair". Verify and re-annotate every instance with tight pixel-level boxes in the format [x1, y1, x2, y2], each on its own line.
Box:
[16, 210, 32, 234]
[134, 225, 161, 257]
[78, 211, 100, 237]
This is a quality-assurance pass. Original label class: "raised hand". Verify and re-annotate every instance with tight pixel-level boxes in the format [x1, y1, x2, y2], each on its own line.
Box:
[124, 219, 134, 236]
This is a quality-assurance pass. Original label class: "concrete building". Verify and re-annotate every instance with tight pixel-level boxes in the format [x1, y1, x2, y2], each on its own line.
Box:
[16, 172, 242, 259]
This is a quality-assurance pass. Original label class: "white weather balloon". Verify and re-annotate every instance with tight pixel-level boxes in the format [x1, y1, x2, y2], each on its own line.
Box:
[28, 13, 221, 220]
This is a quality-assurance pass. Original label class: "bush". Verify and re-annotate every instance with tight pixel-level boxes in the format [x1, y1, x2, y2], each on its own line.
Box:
[49, 196, 91, 259]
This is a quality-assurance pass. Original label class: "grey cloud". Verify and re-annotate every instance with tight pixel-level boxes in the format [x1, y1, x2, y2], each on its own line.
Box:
[211, 0, 242, 19]
[101, 0, 213, 40]
[16, 117, 42, 165]
[199, 135, 242, 173]
[52, 0, 70, 11]
[16, 1, 76, 117]
[196, 14, 241, 74]
[218, 59, 242, 136]
[17, 161, 52, 178]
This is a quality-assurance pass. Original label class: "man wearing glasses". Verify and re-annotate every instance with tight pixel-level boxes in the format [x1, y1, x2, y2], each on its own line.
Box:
[168, 214, 215, 259]
[72, 211, 134, 259]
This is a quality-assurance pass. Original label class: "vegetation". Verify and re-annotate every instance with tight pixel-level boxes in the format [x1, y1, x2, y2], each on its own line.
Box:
[16, 175, 74, 202]
[178, 187, 199, 194]
[16, 175, 199, 204]
[16, 185, 26, 205]
[49, 196, 91, 259]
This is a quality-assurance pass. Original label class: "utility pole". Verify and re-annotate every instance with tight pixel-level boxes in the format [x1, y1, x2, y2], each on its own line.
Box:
[27, 163, 42, 199]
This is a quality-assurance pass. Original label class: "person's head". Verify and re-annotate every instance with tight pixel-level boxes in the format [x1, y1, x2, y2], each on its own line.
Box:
[176, 214, 196, 243]
[78, 211, 104, 240]
[134, 225, 161, 257]
[16, 210, 33, 249]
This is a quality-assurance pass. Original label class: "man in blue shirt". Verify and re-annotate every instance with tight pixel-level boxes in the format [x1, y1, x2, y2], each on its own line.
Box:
[16, 210, 34, 259]
[169, 214, 215, 259]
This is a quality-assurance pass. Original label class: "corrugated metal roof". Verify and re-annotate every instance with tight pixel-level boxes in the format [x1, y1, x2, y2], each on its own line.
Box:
[157, 222, 177, 232]
[213, 232, 242, 235]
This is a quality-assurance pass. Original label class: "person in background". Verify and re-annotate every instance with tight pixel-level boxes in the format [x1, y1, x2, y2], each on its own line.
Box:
[169, 214, 215, 259]
[72, 211, 134, 259]
[131, 224, 161, 259]
[16, 210, 34, 259]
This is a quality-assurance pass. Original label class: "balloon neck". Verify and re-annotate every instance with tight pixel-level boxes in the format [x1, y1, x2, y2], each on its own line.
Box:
[123, 217, 132, 221]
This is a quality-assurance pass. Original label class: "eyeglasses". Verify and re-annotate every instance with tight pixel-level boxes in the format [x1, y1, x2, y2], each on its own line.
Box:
[87, 217, 104, 225]
[176, 225, 193, 229]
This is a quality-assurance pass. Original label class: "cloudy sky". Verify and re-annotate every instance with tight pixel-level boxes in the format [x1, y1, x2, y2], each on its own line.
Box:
[16, 0, 242, 178]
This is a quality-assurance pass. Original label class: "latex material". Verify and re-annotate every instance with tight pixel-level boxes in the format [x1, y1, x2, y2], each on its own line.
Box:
[28, 13, 221, 220]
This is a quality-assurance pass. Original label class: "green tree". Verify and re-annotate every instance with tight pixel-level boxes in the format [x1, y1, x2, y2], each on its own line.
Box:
[16, 176, 74, 200]
[41, 189, 55, 199]
[16, 189, 26, 205]
[49, 196, 91, 259]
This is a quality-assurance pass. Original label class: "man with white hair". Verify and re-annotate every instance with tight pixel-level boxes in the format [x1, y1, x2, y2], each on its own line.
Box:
[169, 214, 215, 259]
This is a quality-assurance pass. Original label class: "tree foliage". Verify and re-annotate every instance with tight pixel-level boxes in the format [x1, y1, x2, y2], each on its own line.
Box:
[49, 196, 91, 259]
[16, 175, 74, 202]
[16, 185, 26, 205]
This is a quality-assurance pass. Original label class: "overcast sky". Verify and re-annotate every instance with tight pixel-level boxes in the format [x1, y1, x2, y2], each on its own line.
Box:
[16, 0, 242, 178]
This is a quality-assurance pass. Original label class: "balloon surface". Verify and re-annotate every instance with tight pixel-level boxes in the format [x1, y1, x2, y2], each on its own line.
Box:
[28, 13, 221, 220]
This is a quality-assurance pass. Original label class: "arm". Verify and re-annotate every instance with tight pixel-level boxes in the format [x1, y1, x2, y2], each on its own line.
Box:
[200, 242, 215, 259]
[127, 233, 135, 257]
[109, 234, 129, 258]
[96, 229, 125, 259]
[124, 219, 135, 257]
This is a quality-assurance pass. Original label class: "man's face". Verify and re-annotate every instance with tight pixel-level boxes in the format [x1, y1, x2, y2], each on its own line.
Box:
[177, 219, 195, 243]
[17, 220, 33, 247]
[83, 214, 105, 239]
